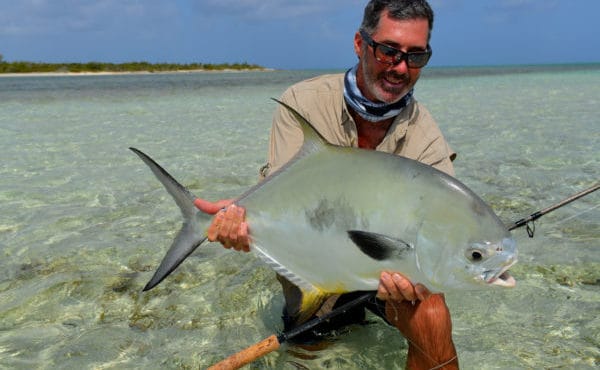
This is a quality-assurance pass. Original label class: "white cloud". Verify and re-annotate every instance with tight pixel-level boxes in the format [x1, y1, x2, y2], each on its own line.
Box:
[490, 0, 559, 11]
[485, 0, 560, 17]
[0, 0, 365, 37]
[482, 0, 560, 25]
[428, 0, 465, 10]
[0, 0, 179, 36]
[193, 0, 363, 21]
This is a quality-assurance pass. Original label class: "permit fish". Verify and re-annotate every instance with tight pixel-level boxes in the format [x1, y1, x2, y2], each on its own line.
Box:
[131, 100, 517, 319]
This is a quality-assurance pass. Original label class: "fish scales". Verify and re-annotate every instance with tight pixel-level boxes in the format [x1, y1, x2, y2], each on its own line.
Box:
[132, 100, 518, 307]
[240, 146, 507, 292]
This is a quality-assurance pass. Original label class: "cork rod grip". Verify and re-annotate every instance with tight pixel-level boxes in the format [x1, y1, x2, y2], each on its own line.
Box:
[207, 334, 281, 370]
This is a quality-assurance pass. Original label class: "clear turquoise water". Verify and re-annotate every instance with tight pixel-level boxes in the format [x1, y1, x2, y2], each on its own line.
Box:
[0, 66, 598, 369]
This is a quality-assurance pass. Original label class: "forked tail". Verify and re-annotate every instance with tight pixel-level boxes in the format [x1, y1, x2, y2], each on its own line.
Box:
[130, 147, 212, 291]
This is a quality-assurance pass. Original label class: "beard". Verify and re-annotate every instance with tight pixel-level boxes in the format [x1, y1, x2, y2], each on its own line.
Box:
[359, 55, 412, 104]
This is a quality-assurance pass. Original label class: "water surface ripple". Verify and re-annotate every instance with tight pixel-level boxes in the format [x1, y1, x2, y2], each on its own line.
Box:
[0, 66, 598, 369]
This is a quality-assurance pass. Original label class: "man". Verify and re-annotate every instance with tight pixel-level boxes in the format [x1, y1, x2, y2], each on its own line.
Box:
[197, 1, 459, 368]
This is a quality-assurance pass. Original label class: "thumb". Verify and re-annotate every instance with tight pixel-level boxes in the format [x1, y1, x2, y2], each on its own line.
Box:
[194, 198, 234, 215]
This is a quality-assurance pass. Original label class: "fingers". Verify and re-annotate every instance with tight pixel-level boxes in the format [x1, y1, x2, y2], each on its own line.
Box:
[206, 204, 250, 252]
[221, 205, 245, 248]
[207, 209, 225, 242]
[414, 283, 432, 301]
[194, 198, 235, 215]
[377, 277, 390, 300]
[238, 221, 250, 253]
[377, 271, 431, 303]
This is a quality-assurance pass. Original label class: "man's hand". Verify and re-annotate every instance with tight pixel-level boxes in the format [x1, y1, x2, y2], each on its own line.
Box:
[377, 271, 428, 303]
[377, 272, 458, 369]
[194, 198, 250, 252]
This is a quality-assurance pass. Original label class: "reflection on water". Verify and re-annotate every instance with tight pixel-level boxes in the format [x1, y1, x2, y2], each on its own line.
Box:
[0, 67, 598, 369]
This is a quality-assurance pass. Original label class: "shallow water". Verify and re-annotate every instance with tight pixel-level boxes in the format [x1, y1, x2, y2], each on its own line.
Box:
[0, 66, 598, 369]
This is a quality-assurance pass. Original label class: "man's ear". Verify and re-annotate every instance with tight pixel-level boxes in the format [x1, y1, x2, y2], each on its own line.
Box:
[353, 31, 363, 58]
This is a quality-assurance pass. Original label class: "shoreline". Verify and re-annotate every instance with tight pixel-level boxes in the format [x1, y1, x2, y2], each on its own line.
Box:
[0, 68, 275, 78]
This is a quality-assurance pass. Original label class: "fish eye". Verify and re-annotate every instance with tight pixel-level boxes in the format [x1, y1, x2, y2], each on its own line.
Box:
[466, 248, 486, 263]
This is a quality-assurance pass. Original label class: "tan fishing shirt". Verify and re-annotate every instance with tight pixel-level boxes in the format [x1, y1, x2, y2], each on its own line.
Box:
[260, 73, 456, 180]
[259, 73, 457, 324]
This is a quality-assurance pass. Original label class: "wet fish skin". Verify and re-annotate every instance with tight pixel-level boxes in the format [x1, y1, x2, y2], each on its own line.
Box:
[132, 100, 518, 307]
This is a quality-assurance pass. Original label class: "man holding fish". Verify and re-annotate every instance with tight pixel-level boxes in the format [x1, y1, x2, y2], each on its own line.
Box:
[199, 0, 459, 368]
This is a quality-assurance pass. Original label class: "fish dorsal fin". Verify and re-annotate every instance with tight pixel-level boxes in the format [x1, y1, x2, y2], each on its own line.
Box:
[348, 230, 412, 260]
[272, 98, 329, 157]
[234, 99, 329, 203]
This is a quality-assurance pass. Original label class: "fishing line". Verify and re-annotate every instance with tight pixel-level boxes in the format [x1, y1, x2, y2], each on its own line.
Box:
[390, 303, 458, 370]
[553, 202, 600, 226]
[522, 203, 600, 238]
[509, 183, 599, 237]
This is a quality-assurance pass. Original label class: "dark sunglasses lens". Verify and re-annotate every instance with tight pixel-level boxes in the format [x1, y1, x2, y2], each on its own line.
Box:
[375, 44, 430, 68]
[375, 45, 398, 63]
[407, 52, 430, 68]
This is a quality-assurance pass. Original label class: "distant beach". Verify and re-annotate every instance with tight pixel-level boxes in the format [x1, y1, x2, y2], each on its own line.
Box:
[1, 62, 598, 79]
[0, 68, 275, 78]
[0, 61, 270, 77]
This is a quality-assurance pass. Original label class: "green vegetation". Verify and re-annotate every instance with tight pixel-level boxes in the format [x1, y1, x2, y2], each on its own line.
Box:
[0, 60, 266, 74]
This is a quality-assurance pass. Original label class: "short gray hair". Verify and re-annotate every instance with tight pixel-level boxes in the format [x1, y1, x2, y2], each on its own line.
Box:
[360, 0, 434, 41]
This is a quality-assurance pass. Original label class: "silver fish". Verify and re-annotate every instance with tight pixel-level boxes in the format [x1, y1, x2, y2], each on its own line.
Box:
[131, 100, 517, 318]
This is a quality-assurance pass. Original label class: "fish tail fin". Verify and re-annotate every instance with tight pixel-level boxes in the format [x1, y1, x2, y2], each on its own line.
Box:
[130, 147, 211, 291]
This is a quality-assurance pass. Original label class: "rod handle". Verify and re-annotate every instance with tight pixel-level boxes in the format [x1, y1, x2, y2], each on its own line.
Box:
[208, 334, 280, 370]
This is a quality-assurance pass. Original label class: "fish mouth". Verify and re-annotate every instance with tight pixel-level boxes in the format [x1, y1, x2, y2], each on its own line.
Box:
[485, 261, 517, 288]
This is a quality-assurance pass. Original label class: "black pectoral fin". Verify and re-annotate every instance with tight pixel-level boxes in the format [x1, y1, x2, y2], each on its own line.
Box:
[347, 230, 412, 261]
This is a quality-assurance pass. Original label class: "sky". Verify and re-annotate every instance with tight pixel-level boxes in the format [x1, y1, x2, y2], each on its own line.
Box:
[0, 0, 598, 70]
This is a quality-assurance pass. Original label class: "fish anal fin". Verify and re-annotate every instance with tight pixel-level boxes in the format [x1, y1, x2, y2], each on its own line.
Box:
[297, 288, 330, 324]
[348, 230, 412, 261]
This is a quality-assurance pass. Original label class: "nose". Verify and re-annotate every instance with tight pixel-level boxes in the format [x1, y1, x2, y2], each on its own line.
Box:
[389, 58, 409, 74]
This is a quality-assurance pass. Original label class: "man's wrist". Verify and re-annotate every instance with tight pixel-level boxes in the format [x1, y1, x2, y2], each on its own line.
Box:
[406, 341, 458, 370]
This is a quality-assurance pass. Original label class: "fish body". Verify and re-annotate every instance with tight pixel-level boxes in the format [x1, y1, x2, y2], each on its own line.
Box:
[240, 146, 516, 294]
[132, 100, 517, 315]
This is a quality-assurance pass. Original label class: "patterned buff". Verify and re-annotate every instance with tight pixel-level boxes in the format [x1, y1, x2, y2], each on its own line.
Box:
[343, 64, 413, 122]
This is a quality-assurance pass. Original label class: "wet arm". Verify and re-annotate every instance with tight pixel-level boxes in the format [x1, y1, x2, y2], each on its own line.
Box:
[378, 272, 459, 370]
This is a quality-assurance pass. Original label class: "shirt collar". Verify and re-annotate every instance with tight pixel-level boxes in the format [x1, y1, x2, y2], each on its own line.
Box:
[341, 97, 414, 150]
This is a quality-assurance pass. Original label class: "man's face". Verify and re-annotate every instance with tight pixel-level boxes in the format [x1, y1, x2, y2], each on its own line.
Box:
[354, 11, 430, 104]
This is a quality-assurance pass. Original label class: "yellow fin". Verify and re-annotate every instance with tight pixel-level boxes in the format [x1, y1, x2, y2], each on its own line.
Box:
[296, 288, 330, 324]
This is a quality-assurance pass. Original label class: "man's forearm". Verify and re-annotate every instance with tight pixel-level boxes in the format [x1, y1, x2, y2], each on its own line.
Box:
[382, 288, 459, 370]
[406, 338, 458, 370]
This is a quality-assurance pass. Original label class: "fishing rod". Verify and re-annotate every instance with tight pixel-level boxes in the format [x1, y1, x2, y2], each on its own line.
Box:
[208, 292, 375, 370]
[208, 183, 599, 369]
[508, 182, 599, 237]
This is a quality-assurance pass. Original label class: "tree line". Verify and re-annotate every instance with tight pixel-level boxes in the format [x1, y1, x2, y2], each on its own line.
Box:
[0, 59, 266, 73]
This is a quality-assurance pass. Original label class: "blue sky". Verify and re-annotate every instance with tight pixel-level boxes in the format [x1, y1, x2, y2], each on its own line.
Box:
[1, 0, 598, 69]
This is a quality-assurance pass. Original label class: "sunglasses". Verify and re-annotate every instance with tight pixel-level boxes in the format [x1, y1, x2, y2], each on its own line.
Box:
[360, 30, 432, 69]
